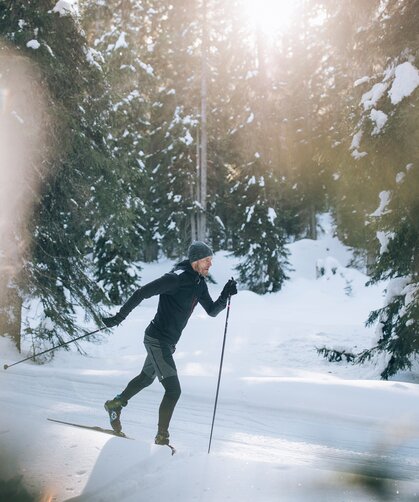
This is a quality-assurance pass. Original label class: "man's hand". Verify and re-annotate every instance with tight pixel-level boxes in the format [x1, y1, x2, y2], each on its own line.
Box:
[102, 313, 123, 328]
[221, 278, 238, 299]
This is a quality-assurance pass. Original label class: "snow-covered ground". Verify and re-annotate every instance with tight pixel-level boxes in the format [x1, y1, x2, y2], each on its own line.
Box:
[1, 219, 419, 501]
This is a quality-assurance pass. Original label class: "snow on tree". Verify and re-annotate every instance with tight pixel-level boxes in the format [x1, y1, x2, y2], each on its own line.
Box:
[317, 0, 419, 378]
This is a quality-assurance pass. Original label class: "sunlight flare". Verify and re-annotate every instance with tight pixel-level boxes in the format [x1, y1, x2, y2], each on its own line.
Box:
[243, 0, 299, 35]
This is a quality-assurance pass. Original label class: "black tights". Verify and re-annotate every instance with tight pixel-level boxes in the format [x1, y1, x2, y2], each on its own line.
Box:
[119, 371, 181, 432]
[158, 375, 181, 432]
[119, 371, 154, 402]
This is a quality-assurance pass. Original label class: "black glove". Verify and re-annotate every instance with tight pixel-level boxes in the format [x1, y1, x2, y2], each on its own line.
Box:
[221, 278, 237, 300]
[102, 313, 124, 328]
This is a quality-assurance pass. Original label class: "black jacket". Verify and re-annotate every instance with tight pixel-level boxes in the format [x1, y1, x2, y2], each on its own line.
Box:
[117, 260, 227, 344]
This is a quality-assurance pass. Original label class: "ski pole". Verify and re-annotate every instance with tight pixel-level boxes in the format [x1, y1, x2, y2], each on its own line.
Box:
[208, 293, 232, 454]
[3, 326, 105, 370]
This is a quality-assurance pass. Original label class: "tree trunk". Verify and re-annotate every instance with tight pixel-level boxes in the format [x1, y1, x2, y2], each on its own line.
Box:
[197, 0, 208, 242]
[0, 284, 22, 352]
[307, 204, 318, 240]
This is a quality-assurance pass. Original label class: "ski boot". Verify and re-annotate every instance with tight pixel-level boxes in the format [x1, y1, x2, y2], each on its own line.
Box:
[154, 429, 170, 446]
[155, 429, 176, 454]
[104, 395, 127, 434]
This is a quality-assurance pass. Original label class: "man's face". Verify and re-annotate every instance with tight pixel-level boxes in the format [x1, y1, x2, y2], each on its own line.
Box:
[192, 256, 213, 277]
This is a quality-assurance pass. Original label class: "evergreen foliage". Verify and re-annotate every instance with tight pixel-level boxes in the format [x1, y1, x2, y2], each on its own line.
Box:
[316, 0, 419, 378]
[0, 0, 139, 354]
[0, 0, 417, 376]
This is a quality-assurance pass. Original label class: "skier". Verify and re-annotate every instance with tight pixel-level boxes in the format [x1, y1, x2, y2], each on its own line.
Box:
[102, 241, 237, 446]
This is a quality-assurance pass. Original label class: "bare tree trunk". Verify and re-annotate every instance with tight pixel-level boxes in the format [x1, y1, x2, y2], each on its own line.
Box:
[0, 283, 22, 352]
[191, 124, 200, 242]
[197, 0, 208, 242]
[307, 204, 318, 240]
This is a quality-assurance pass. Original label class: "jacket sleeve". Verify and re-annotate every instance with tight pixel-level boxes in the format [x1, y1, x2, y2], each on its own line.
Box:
[117, 273, 180, 321]
[198, 283, 227, 317]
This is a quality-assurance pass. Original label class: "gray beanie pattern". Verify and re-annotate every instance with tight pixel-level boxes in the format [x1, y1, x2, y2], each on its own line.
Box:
[188, 241, 213, 263]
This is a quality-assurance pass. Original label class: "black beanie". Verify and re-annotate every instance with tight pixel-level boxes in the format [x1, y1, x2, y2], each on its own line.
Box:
[188, 241, 213, 263]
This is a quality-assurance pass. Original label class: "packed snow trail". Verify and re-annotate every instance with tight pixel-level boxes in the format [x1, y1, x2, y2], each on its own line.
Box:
[1, 361, 419, 501]
[1, 235, 419, 500]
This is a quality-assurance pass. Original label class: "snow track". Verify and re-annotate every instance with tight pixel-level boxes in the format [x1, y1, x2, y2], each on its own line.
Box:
[1, 241, 419, 501]
[1, 365, 419, 501]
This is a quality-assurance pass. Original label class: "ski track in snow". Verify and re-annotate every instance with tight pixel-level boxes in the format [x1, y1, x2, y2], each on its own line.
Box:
[2, 364, 419, 501]
[2, 235, 419, 501]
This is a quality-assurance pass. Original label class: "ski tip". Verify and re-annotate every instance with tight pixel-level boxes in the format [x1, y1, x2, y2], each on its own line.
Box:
[168, 444, 176, 455]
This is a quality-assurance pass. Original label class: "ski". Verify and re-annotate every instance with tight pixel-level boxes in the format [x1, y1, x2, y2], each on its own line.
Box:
[47, 418, 176, 454]
[47, 418, 133, 439]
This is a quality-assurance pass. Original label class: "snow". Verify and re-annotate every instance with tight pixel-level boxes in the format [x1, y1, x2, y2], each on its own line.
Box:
[358, 63, 419, 125]
[267, 207, 276, 224]
[370, 108, 387, 135]
[245, 205, 254, 222]
[388, 62, 419, 105]
[115, 32, 128, 50]
[402, 282, 418, 309]
[215, 216, 225, 229]
[376, 230, 395, 255]
[354, 76, 370, 87]
[26, 40, 40, 50]
[350, 130, 368, 159]
[360, 82, 388, 110]
[51, 0, 78, 17]
[351, 149, 368, 160]
[138, 60, 154, 76]
[1, 222, 419, 501]
[383, 276, 411, 307]
[180, 130, 193, 146]
[370, 190, 391, 217]
[350, 130, 363, 150]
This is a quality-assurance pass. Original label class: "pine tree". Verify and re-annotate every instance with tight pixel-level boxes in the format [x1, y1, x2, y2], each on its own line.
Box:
[82, 0, 156, 285]
[210, 0, 292, 292]
[317, 0, 419, 378]
[0, 0, 138, 356]
[130, 1, 195, 258]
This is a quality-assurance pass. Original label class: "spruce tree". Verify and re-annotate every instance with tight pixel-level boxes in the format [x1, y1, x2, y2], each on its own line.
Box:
[0, 0, 138, 356]
[148, 1, 202, 258]
[212, 0, 292, 292]
[317, 0, 419, 378]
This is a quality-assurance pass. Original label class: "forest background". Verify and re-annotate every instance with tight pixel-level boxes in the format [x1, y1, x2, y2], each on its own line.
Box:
[0, 0, 418, 380]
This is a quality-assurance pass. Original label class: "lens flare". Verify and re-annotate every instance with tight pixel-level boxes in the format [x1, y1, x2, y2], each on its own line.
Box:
[0, 47, 50, 342]
[243, 0, 299, 36]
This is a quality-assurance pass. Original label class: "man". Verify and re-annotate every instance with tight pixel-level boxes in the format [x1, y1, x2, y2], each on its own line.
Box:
[102, 241, 237, 446]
